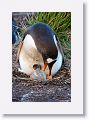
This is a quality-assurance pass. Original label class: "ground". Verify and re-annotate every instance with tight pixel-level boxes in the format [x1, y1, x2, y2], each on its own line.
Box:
[12, 45, 71, 102]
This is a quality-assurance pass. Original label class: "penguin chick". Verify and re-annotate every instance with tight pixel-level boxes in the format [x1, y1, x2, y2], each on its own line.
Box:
[30, 64, 46, 81]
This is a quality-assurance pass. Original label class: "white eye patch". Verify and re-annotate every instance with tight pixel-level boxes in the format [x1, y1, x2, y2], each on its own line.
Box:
[47, 58, 56, 63]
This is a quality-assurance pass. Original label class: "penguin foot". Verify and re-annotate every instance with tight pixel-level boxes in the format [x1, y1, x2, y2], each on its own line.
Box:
[46, 74, 52, 80]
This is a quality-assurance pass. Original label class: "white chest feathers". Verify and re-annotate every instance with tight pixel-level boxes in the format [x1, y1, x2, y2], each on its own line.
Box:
[19, 34, 63, 76]
[19, 35, 44, 75]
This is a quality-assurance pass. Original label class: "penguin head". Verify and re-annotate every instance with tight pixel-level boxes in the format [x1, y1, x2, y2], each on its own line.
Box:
[33, 64, 42, 70]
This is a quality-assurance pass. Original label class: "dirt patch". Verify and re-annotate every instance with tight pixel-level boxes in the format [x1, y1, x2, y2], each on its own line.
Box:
[12, 45, 71, 102]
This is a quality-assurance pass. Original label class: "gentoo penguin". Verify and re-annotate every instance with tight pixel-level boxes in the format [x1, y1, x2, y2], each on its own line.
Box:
[30, 64, 46, 81]
[12, 18, 20, 44]
[17, 22, 64, 80]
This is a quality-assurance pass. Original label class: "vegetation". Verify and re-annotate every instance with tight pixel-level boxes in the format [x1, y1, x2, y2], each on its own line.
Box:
[14, 12, 71, 59]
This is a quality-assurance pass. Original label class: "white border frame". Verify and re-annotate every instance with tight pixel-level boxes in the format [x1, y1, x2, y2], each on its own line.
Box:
[0, 0, 83, 114]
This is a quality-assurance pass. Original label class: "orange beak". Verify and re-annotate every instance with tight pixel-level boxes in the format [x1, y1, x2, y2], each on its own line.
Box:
[42, 63, 48, 71]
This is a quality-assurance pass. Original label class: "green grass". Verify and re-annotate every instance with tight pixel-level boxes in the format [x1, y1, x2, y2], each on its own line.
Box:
[17, 12, 71, 59]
